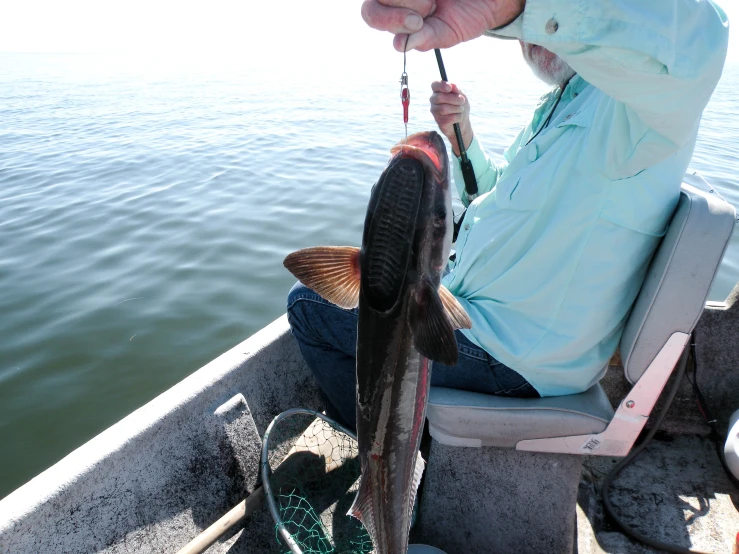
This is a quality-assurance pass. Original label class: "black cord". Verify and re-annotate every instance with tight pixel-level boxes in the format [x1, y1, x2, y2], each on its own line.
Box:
[601, 344, 713, 554]
[688, 336, 739, 489]
[525, 86, 565, 146]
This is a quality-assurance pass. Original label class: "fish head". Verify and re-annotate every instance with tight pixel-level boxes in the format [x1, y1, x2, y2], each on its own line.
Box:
[360, 131, 450, 313]
[390, 131, 452, 285]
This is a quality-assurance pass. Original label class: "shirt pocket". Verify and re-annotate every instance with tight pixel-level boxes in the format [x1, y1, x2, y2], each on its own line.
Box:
[495, 105, 593, 211]
[600, 177, 680, 237]
[494, 142, 543, 210]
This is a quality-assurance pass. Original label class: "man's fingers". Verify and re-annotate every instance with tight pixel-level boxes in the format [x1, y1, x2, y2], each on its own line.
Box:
[431, 103, 463, 117]
[393, 29, 427, 52]
[361, 1, 425, 34]
[431, 81, 452, 93]
[386, 0, 436, 18]
[393, 17, 453, 52]
[367, 0, 523, 51]
[431, 81, 464, 97]
[430, 91, 466, 106]
[434, 114, 463, 130]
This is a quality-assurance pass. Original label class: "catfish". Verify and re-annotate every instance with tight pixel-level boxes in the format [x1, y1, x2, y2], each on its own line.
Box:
[284, 131, 471, 554]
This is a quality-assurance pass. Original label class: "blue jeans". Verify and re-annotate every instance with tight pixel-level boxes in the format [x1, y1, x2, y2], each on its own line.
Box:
[286, 282, 539, 432]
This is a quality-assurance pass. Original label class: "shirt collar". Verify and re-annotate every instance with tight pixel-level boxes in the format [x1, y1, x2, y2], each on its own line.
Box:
[537, 74, 587, 107]
[564, 75, 587, 100]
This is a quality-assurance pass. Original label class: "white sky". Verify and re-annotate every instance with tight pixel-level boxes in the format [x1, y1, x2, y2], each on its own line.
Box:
[0, 0, 736, 66]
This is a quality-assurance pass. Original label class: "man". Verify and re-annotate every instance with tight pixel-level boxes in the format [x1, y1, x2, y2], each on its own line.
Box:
[287, 0, 729, 431]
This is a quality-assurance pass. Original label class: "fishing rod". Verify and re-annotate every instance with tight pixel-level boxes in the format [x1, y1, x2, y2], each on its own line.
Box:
[433, 49, 478, 201]
[398, 45, 477, 242]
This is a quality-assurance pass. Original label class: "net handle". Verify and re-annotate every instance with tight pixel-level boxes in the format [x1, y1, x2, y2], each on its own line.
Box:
[260, 408, 358, 554]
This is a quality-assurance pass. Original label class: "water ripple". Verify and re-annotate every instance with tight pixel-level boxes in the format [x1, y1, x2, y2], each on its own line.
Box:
[0, 53, 736, 498]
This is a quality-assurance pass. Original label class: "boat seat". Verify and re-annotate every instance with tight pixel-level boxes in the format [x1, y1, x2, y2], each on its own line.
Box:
[427, 381, 613, 448]
[427, 174, 737, 456]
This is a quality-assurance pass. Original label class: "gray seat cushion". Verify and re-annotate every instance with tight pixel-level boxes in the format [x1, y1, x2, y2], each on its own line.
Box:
[427, 385, 614, 447]
[621, 177, 736, 383]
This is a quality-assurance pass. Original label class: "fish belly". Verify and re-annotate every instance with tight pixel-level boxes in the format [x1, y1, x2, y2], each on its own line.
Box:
[353, 304, 429, 554]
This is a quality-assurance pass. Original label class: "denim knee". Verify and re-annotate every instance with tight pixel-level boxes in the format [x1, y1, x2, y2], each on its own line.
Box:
[287, 281, 310, 308]
[286, 281, 329, 339]
[286, 281, 309, 333]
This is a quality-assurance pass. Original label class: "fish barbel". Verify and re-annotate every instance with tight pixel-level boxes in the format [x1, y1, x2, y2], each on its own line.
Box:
[283, 130, 471, 553]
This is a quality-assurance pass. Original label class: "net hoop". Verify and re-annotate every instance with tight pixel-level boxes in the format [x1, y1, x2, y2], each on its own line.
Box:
[261, 408, 358, 554]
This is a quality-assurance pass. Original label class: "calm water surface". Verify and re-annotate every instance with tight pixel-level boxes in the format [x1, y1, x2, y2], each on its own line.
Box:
[1, 53, 737, 497]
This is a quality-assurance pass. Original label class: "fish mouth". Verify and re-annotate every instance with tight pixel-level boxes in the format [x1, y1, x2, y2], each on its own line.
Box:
[390, 131, 447, 174]
[362, 156, 424, 313]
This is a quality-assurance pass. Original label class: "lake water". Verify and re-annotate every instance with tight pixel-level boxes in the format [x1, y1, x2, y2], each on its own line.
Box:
[1, 52, 737, 498]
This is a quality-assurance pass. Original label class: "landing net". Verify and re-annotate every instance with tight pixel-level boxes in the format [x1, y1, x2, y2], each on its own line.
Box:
[261, 408, 373, 554]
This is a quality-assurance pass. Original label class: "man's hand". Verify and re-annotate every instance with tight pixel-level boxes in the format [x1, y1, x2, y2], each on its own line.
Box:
[361, 0, 525, 52]
[430, 81, 473, 157]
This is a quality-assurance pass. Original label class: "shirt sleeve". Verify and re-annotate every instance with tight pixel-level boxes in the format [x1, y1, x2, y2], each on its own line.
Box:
[493, 0, 729, 151]
[452, 135, 516, 206]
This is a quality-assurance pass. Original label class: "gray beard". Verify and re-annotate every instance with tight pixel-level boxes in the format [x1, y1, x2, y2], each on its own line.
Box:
[526, 48, 576, 87]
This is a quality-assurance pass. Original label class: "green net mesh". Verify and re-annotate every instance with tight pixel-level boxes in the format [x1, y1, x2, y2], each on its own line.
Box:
[262, 409, 373, 554]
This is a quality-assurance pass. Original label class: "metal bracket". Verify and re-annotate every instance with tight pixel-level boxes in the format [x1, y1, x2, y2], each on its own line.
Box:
[515, 332, 690, 456]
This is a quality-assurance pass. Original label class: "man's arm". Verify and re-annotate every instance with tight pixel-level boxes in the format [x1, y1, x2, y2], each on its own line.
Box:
[496, 1, 729, 155]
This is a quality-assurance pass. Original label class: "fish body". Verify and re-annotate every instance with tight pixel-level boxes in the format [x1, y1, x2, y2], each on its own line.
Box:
[284, 131, 471, 554]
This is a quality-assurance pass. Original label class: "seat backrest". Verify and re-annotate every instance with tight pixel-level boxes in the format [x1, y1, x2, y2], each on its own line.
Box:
[620, 176, 736, 384]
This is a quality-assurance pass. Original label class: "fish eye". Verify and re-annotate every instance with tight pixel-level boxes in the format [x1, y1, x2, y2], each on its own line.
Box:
[432, 207, 447, 228]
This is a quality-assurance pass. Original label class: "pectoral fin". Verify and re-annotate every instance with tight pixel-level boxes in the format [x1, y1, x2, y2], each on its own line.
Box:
[439, 285, 472, 330]
[410, 278, 458, 365]
[283, 246, 361, 309]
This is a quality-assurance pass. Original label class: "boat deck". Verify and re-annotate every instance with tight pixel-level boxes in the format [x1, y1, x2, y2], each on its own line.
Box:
[577, 434, 739, 554]
[2, 314, 737, 554]
[202, 429, 739, 554]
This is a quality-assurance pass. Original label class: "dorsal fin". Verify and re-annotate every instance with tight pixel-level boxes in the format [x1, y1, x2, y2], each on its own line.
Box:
[410, 278, 459, 365]
[283, 246, 361, 309]
[438, 285, 472, 330]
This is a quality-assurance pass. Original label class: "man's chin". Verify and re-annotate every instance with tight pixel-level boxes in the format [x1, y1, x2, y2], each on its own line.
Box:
[534, 65, 576, 87]
[522, 43, 576, 87]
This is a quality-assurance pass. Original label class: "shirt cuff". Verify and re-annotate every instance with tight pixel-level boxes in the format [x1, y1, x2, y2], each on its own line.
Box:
[452, 135, 488, 201]
[485, 12, 523, 40]
[455, 136, 488, 178]
[520, 0, 584, 45]
[486, 0, 584, 45]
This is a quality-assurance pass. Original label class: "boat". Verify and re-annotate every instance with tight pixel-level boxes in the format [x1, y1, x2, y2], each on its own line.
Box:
[1, 174, 738, 553]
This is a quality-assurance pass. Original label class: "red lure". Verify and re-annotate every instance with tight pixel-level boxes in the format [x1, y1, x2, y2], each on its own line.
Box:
[400, 72, 410, 125]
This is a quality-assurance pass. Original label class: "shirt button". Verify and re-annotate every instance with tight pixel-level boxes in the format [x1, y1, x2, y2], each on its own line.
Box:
[464, 223, 470, 231]
[545, 18, 559, 34]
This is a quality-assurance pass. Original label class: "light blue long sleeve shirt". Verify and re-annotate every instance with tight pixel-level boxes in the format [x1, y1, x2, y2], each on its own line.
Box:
[442, 0, 729, 396]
